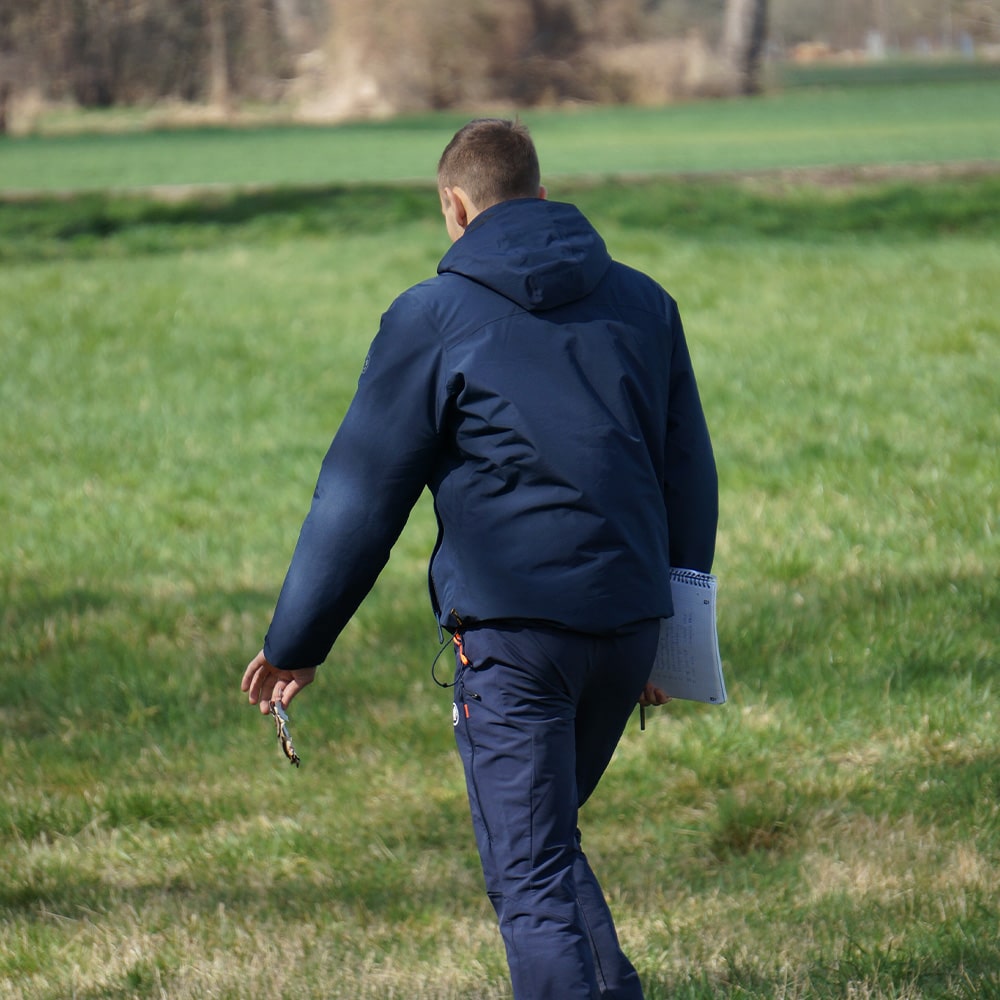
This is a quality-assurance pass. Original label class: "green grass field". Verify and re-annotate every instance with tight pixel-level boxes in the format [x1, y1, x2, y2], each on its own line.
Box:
[1, 80, 998, 998]
[2, 75, 999, 192]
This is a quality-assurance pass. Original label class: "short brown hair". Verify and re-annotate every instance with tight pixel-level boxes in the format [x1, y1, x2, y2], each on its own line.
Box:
[437, 118, 541, 209]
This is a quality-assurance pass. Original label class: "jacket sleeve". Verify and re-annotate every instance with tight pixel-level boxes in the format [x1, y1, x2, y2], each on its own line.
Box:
[664, 300, 718, 573]
[262, 293, 447, 670]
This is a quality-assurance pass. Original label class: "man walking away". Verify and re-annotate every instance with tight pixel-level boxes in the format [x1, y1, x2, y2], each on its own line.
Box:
[242, 118, 718, 999]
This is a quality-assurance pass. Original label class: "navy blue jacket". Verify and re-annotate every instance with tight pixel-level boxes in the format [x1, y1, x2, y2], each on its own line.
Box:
[263, 198, 717, 669]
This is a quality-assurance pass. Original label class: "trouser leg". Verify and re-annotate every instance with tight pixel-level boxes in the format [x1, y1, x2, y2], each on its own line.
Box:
[572, 624, 657, 1000]
[574, 841, 644, 999]
[452, 622, 656, 1000]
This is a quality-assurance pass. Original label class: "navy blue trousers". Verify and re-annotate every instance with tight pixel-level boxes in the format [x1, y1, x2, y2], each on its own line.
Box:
[452, 620, 658, 1000]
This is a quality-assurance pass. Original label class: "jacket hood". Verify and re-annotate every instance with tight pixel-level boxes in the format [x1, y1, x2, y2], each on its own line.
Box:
[437, 198, 612, 312]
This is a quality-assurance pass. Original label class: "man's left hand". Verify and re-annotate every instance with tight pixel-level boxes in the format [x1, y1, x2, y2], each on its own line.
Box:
[638, 682, 671, 708]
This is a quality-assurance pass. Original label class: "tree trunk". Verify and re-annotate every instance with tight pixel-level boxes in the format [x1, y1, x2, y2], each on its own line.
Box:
[721, 0, 769, 95]
[206, 0, 230, 109]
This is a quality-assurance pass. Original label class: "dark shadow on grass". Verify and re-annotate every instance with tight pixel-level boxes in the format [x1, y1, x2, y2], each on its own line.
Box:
[4, 171, 1000, 263]
[4, 574, 445, 771]
[0, 183, 440, 263]
[721, 565, 998, 703]
[3, 584, 113, 628]
[0, 819, 482, 927]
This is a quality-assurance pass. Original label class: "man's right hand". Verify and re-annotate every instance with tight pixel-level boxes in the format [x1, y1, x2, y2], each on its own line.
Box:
[241, 650, 316, 715]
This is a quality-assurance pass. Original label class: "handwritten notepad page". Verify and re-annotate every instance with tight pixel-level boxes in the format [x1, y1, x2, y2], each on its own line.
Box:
[648, 568, 727, 704]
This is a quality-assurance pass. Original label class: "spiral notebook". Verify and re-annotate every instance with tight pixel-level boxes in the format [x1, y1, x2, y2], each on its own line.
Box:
[647, 568, 727, 704]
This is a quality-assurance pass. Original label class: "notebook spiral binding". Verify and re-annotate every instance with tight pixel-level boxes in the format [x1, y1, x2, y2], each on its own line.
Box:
[670, 568, 716, 588]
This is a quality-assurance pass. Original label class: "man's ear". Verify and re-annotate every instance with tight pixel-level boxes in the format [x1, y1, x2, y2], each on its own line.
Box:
[538, 184, 548, 200]
[448, 185, 473, 229]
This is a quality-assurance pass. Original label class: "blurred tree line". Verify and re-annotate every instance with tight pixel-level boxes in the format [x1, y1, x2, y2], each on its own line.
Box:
[0, 0, 996, 129]
[0, 0, 297, 109]
[771, 0, 997, 52]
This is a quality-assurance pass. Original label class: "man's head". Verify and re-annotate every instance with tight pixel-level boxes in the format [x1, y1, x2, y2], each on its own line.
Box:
[438, 118, 546, 242]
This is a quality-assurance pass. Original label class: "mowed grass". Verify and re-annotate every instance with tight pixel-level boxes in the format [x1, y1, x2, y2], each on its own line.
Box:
[2, 75, 1000, 193]
[1, 152, 998, 994]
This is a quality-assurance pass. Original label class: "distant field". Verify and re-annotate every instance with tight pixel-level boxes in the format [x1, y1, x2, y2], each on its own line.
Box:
[1, 77, 999, 193]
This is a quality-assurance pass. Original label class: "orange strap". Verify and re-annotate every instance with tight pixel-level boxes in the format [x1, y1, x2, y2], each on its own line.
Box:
[453, 633, 470, 666]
